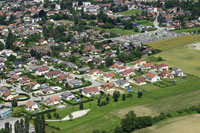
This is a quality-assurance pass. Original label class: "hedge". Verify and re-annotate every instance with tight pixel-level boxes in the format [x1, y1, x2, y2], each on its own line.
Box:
[22, 108, 56, 117]
[62, 97, 93, 106]
[39, 103, 52, 108]
[0, 93, 30, 102]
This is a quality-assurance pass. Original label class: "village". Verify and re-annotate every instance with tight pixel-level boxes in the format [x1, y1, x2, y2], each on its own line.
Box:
[0, 0, 199, 132]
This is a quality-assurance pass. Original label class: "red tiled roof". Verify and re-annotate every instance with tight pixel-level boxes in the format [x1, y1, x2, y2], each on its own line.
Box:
[146, 72, 156, 79]
[83, 86, 99, 94]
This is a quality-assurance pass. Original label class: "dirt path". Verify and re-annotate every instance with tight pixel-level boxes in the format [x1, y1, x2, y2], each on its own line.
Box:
[46, 109, 90, 122]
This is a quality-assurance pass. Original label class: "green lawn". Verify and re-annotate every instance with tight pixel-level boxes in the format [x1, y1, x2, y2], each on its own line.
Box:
[46, 74, 200, 133]
[117, 9, 142, 16]
[146, 35, 200, 51]
[135, 19, 153, 26]
[88, 25, 137, 36]
[172, 27, 200, 33]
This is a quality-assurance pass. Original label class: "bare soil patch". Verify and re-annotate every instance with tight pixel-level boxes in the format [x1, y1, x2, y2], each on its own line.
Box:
[111, 105, 158, 118]
[186, 42, 200, 50]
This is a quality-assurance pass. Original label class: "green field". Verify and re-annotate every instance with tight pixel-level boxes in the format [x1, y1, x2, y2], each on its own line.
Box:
[146, 35, 200, 51]
[135, 114, 200, 133]
[88, 25, 137, 36]
[135, 19, 153, 26]
[117, 9, 142, 16]
[173, 27, 200, 33]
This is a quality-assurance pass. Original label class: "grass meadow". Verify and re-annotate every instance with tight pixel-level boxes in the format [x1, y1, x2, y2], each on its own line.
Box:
[117, 9, 142, 15]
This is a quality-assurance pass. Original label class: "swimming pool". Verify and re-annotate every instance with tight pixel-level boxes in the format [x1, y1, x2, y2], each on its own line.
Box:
[57, 105, 66, 108]
[75, 99, 82, 102]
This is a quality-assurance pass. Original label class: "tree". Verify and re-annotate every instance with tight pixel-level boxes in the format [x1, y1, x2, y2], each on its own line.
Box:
[105, 57, 114, 67]
[138, 91, 143, 98]
[39, 10, 46, 18]
[0, 41, 4, 50]
[122, 94, 126, 101]
[113, 91, 120, 102]
[4, 122, 11, 133]
[69, 113, 73, 120]
[34, 114, 45, 133]
[47, 113, 52, 119]
[106, 96, 110, 104]
[7, 54, 16, 62]
[79, 103, 84, 109]
[121, 111, 137, 132]
[114, 126, 123, 133]
[12, 99, 18, 107]
[24, 116, 29, 133]
[6, 30, 16, 49]
[97, 98, 101, 106]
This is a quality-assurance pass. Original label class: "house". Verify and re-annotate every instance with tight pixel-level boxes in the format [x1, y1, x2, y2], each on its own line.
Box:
[61, 91, 75, 100]
[28, 82, 40, 90]
[2, 91, 18, 101]
[172, 67, 186, 77]
[78, 67, 90, 74]
[133, 59, 147, 68]
[0, 108, 12, 119]
[45, 70, 61, 79]
[42, 88, 55, 95]
[141, 63, 155, 70]
[115, 79, 130, 88]
[156, 64, 168, 71]
[0, 65, 5, 71]
[159, 71, 174, 79]
[0, 58, 5, 66]
[13, 61, 25, 68]
[82, 86, 99, 97]
[116, 66, 126, 73]
[19, 77, 32, 86]
[120, 68, 135, 79]
[35, 66, 49, 75]
[145, 72, 160, 83]
[101, 83, 115, 91]
[25, 101, 39, 111]
[45, 96, 61, 105]
[104, 73, 115, 81]
[10, 74, 20, 81]
[89, 69, 103, 79]
[67, 79, 83, 87]
[133, 77, 146, 86]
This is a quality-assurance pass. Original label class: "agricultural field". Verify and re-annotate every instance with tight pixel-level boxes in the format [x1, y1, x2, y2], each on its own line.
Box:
[135, 114, 200, 133]
[146, 35, 200, 51]
[172, 27, 200, 33]
[145, 35, 200, 77]
[47, 75, 200, 133]
[154, 46, 200, 77]
[117, 9, 142, 15]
